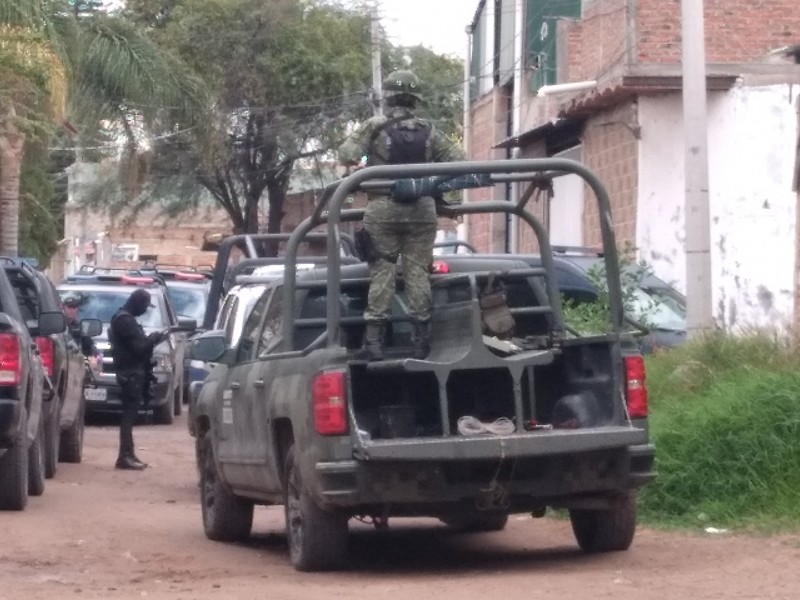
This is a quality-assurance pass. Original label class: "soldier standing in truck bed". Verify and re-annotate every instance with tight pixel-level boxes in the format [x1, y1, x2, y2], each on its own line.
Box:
[338, 70, 464, 361]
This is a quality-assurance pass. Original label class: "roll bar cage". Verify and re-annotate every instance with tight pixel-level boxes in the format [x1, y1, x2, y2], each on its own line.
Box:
[274, 158, 624, 351]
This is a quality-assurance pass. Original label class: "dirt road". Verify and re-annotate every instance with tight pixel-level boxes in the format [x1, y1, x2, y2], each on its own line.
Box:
[1, 414, 798, 600]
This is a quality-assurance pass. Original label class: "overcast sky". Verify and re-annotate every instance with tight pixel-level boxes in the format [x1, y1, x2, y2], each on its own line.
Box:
[378, 0, 477, 58]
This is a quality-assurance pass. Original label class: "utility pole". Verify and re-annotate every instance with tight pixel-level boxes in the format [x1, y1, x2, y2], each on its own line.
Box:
[681, 0, 714, 337]
[370, 2, 383, 117]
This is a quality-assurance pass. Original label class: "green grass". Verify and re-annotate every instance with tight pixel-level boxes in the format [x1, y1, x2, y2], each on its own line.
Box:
[639, 332, 800, 532]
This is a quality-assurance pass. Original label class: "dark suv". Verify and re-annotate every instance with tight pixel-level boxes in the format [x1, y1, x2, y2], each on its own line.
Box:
[57, 274, 195, 425]
[2, 258, 95, 474]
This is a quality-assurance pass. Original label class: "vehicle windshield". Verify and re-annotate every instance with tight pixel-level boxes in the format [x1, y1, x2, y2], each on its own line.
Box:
[59, 289, 166, 328]
[166, 285, 207, 322]
[628, 286, 687, 331]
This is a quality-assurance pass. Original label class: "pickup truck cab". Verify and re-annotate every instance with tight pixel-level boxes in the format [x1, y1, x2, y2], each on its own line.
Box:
[191, 158, 656, 571]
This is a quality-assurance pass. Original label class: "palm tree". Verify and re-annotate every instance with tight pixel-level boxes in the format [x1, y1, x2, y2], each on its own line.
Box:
[0, 1, 204, 256]
[0, 12, 68, 256]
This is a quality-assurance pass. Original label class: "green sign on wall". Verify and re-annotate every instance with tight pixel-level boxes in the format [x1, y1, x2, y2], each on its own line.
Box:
[526, 0, 581, 91]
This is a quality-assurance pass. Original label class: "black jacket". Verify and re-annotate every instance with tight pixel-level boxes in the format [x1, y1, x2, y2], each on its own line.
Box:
[109, 309, 158, 375]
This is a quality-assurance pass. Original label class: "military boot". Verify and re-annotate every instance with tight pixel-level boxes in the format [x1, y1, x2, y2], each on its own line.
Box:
[115, 455, 147, 470]
[411, 320, 432, 359]
[357, 322, 385, 362]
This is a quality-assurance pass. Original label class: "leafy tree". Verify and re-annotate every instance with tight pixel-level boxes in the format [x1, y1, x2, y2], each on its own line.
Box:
[18, 144, 58, 265]
[0, 1, 68, 256]
[1, 0, 205, 258]
[124, 0, 374, 235]
[122, 0, 463, 239]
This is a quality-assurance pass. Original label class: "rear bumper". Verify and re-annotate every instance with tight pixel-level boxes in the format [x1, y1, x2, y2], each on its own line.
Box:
[84, 375, 170, 414]
[312, 431, 655, 513]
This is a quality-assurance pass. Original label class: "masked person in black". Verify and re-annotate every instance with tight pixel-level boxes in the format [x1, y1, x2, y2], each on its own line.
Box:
[108, 289, 168, 470]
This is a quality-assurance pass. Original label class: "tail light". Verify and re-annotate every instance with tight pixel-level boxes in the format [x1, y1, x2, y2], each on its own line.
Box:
[312, 370, 347, 435]
[35, 337, 54, 378]
[431, 260, 450, 274]
[0, 333, 21, 385]
[624, 355, 648, 418]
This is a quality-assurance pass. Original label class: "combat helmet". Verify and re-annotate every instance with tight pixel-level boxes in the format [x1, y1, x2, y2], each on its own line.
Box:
[383, 70, 423, 106]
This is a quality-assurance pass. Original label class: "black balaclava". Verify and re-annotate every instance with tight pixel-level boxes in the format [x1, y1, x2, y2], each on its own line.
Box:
[124, 289, 152, 317]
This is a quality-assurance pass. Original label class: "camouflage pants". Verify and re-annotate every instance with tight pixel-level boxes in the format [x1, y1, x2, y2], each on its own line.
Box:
[363, 217, 437, 323]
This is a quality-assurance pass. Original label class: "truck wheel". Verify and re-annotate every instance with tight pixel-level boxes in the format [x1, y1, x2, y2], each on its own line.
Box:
[28, 421, 46, 497]
[283, 445, 349, 571]
[199, 433, 253, 541]
[44, 400, 60, 479]
[441, 513, 509, 532]
[173, 386, 182, 416]
[569, 491, 637, 553]
[154, 397, 174, 425]
[59, 401, 84, 464]
[0, 410, 29, 510]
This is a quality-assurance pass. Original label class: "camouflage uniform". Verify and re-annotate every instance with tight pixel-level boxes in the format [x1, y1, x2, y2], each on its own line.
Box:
[339, 74, 463, 359]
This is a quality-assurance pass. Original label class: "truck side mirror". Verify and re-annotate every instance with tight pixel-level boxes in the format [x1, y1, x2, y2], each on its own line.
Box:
[38, 311, 67, 336]
[80, 318, 103, 338]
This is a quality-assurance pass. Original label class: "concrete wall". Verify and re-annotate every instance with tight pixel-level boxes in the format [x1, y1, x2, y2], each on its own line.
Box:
[636, 84, 798, 330]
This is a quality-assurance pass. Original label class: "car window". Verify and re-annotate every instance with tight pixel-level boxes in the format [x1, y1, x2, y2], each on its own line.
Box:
[167, 285, 207, 323]
[218, 296, 239, 343]
[256, 288, 284, 356]
[629, 287, 686, 331]
[236, 289, 271, 362]
[58, 289, 166, 328]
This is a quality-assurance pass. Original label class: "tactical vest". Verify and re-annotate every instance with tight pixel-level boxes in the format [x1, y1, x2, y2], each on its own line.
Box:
[370, 116, 432, 165]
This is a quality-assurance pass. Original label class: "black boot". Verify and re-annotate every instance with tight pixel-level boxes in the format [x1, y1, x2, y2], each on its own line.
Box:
[130, 455, 149, 468]
[357, 322, 385, 362]
[115, 455, 147, 470]
[411, 320, 431, 359]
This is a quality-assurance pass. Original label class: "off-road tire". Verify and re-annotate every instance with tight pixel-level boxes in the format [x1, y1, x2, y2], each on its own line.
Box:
[199, 433, 253, 542]
[154, 396, 174, 425]
[0, 410, 29, 510]
[441, 513, 509, 532]
[59, 400, 84, 463]
[28, 420, 46, 496]
[569, 491, 637, 553]
[284, 445, 349, 571]
[173, 385, 182, 416]
[43, 399, 60, 478]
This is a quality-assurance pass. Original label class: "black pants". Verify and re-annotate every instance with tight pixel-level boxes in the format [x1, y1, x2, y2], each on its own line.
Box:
[116, 371, 145, 459]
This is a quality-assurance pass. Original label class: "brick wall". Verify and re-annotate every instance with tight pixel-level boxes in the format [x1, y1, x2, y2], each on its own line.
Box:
[581, 109, 638, 248]
[466, 89, 514, 252]
[638, 0, 800, 64]
[559, 0, 800, 84]
[561, 0, 629, 83]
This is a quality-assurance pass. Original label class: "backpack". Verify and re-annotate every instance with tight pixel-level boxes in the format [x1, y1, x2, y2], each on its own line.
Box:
[369, 115, 432, 165]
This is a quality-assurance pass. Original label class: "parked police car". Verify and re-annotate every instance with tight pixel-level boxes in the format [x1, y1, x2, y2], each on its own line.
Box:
[57, 273, 195, 425]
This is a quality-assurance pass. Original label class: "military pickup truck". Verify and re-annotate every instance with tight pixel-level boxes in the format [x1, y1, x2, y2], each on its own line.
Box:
[190, 158, 656, 571]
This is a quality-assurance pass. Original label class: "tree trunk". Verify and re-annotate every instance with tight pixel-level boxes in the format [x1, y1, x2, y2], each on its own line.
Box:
[0, 121, 26, 258]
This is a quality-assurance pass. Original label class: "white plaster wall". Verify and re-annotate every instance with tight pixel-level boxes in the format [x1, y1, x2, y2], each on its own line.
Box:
[636, 84, 798, 331]
[550, 145, 584, 246]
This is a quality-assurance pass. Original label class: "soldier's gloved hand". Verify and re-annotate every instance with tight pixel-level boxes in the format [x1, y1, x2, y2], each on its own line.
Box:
[148, 330, 169, 345]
